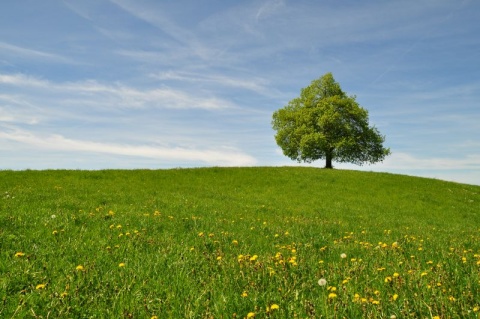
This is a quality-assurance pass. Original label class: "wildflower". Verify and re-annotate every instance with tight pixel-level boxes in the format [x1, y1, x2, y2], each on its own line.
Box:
[340, 253, 347, 259]
[60, 292, 68, 298]
[232, 240, 238, 245]
[328, 293, 337, 299]
[216, 256, 222, 261]
[51, 214, 56, 219]
[198, 232, 204, 237]
[270, 304, 279, 310]
[392, 294, 399, 301]
[449, 296, 456, 302]
[52, 230, 58, 235]
[14, 252, 25, 257]
[151, 316, 158, 319]
[118, 263, 126, 267]
[328, 286, 337, 292]
[385, 276, 392, 283]
[420, 272, 428, 277]
[371, 300, 380, 305]
[393, 272, 400, 278]
[241, 291, 248, 297]
[432, 316, 440, 319]
[247, 312, 255, 318]
[76, 265, 85, 271]
[249, 255, 258, 262]
[318, 278, 327, 286]
[36, 283, 46, 290]
[390, 315, 397, 319]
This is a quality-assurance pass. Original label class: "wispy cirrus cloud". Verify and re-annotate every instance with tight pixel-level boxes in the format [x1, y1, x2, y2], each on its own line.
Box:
[0, 73, 235, 110]
[0, 128, 257, 166]
[0, 41, 75, 63]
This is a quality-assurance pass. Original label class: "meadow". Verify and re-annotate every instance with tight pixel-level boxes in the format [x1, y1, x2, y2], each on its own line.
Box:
[0, 167, 479, 318]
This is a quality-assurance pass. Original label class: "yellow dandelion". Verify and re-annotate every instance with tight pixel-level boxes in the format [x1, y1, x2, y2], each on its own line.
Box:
[151, 316, 158, 319]
[247, 312, 255, 318]
[14, 252, 25, 257]
[249, 255, 258, 262]
[328, 293, 337, 299]
[60, 291, 68, 298]
[371, 300, 380, 305]
[232, 240, 238, 245]
[270, 304, 279, 310]
[432, 316, 440, 319]
[385, 276, 392, 283]
[392, 294, 399, 301]
[52, 230, 58, 235]
[75, 265, 85, 271]
[216, 256, 222, 261]
[118, 262, 126, 267]
[36, 283, 46, 290]
[241, 291, 248, 297]
[393, 272, 400, 278]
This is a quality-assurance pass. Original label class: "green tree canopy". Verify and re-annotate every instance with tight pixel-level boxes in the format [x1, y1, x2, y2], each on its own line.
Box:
[272, 73, 390, 168]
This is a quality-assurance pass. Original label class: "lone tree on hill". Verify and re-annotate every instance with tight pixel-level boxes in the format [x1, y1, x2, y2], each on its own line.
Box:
[272, 72, 390, 168]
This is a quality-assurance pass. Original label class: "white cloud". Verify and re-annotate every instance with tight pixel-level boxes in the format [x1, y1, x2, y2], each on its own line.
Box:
[0, 73, 235, 110]
[0, 41, 74, 63]
[0, 129, 257, 167]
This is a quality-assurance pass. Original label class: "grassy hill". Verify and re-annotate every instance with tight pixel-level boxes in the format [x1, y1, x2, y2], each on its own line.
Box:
[1, 167, 479, 318]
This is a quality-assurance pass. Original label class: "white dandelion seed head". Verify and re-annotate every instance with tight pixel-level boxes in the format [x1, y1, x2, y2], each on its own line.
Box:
[340, 253, 347, 259]
[51, 214, 56, 219]
[318, 278, 327, 286]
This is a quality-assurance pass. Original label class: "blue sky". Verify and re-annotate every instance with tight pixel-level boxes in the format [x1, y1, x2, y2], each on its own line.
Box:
[1, 0, 479, 185]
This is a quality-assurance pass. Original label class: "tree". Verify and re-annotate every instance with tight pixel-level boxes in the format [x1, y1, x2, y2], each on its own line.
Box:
[272, 72, 390, 168]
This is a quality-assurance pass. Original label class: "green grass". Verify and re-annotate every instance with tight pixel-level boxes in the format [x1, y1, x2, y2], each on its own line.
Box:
[0, 167, 479, 318]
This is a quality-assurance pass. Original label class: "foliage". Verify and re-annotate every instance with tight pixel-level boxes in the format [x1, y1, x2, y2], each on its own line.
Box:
[0, 168, 479, 318]
[272, 73, 390, 168]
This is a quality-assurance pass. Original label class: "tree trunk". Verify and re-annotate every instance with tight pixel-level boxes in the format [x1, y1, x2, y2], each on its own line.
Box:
[325, 150, 333, 169]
